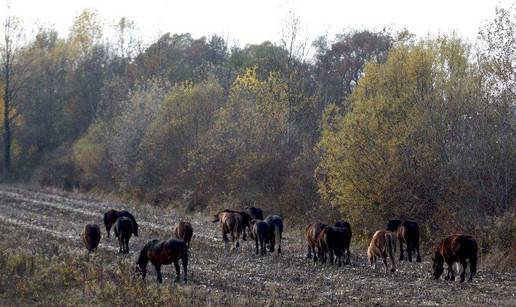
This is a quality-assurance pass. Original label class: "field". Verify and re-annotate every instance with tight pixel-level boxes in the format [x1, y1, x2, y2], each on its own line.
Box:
[0, 184, 514, 306]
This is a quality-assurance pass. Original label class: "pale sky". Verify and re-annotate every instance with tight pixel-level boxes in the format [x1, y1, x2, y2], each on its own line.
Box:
[2, 0, 514, 48]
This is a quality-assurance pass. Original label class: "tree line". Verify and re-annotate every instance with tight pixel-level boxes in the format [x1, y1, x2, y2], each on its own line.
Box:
[1, 7, 514, 247]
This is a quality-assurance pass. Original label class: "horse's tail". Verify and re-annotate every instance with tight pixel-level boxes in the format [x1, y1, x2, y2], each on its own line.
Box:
[469, 239, 478, 279]
[385, 232, 396, 272]
[128, 214, 138, 236]
[275, 224, 282, 253]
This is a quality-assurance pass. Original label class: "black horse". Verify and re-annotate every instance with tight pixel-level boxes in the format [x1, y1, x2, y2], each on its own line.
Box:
[114, 217, 133, 254]
[387, 219, 421, 262]
[250, 220, 269, 256]
[247, 206, 264, 220]
[264, 215, 283, 253]
[104, 209, 139, 238]
[137, 239, 188, 284]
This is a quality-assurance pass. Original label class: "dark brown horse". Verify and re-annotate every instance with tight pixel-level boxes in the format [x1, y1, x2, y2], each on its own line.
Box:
[317, 226, 352, 266]
[221, 209, 253, 240]
[264, 215, 283, 253]
[433, 234, 478, 282]
[305, 222, 327, 262]
[173, 221, 193, 248]
[213, 211, 243, 249]
[250, 219, 268, 256]
[386, 219, 421, 262]
[82, 223, 101, 254]
[367, 230, 397, 273]
[137, 238, 188, 284]
[104, 209, 138, 238]
[114, 217, 133, 254]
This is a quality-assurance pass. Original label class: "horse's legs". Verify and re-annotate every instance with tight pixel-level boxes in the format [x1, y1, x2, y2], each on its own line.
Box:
[255, 237, 259, 254]
[383, 257, 388, 273]
[174, 260, 181, 283]
[469, 257, 477, 282]
[118, 236, 123, 253]
[261, 239, 266, 256]
[399, 240, 404, 261]
[269, 236, 275, 253]
[445, 261, 455, 281]
[407, 242, 413, 262]
[415, 241, 422, 262]
[181, 255, 188, 284]
[346, 248, 351, 265]
[125, 237, 130, 254]
[155, 264, 163, 283]
[459, 260, 467, 283]
[307, 245, 312, 259]
[106, 224, 111, 238]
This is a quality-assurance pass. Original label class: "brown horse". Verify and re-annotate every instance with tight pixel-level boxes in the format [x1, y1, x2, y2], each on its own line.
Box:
[367, 230, 397, 273]
[387, 219, 421, 262]
[317, 226, 352, 266]
[104, 209, 138, 238]
[221, 209, 253, 240]
[136, 239, 188, 284]
[213, 211, 243, 249]
[82, 223, 101, 254]
[433, 234, 478, 282]
[305, 222, 327, 262]
[173, 221, 193, 248]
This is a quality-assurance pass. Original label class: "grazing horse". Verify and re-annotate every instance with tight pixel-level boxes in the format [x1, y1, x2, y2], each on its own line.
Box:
[82, 223, 101, 254]
[213, 211, 243, 249]
[367, 230, 397, 273]
[137, 239, 188, 284]
[114, 217, 133, 254]
[250, 219, 269, 256]
[317, 226, 352, 266]
[386, 219, 421, 262]
[264, 215, 283, 253]
[433, 234, 478, 282]
[305, 222, 327, 262]
[104, 209, 139, 238]
[173, 221, 193, 248]
[221, 209, 253, 240]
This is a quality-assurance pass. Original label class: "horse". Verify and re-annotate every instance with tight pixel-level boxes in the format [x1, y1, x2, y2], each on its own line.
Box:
[250, 219, 268, 256]
[220, 209, 253, 240]
[334, 220, 352, 238]
[104, 209, 139, 238]
[317, 226, 352, 266]
[264, 215, 283, 253]
[213, 211, 243, 249]
[81, 223, 101, 254]
[386, 219, 421, 262]
[432, 234, 478, 282]
[173, 221, 193, 248]
[246, 206, 264, 220]
[114, 217, 133, 254]
[367, 230, 397, 273]
[136, 238, 188, 284]
[305, 222, 327, 262]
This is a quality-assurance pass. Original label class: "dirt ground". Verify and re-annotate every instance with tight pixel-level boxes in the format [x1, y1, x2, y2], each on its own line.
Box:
[0, 184, 514, 306]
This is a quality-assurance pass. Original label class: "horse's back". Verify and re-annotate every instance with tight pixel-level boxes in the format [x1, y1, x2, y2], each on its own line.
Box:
[82, 223, 101, 251]
[247, 207, 264, 220]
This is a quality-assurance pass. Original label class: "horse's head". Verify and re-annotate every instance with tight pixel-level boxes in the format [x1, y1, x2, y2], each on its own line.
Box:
[432, 251, 444, 279]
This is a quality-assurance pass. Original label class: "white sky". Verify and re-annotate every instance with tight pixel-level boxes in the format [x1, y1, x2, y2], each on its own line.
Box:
[2, 0, 514, 48]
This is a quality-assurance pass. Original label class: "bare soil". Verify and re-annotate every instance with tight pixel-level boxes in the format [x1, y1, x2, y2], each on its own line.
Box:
[0, 184, 514, 306]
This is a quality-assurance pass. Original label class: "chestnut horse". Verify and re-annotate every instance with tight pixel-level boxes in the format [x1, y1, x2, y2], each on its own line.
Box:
[104, 209, 138, 238]
[305, 222, 327, 262]
[173, 221, 193, 248]
[220, 209, 253, 240]
[367, 230, 397, 273]
[82, 223, 101, 254]
[213, 211, 243, 249]
[137, 238, 188, 284]
[433, 234, 478, 282]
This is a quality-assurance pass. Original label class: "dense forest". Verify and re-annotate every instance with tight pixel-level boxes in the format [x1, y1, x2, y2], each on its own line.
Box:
[1, 5, 514, 251]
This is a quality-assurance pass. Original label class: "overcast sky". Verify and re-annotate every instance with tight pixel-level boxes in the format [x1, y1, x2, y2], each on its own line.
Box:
[2, 0, 514, 47]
